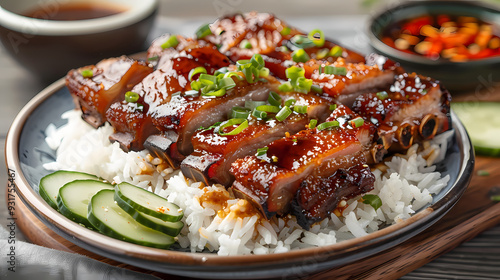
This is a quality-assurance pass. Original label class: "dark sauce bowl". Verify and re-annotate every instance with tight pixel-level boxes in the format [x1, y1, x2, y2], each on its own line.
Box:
[367, 0, 500, 92]
[0, 0, 158, 82]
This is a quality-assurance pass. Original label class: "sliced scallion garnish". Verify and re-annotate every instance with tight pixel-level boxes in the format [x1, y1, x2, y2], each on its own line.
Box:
[280, 26, 291, 36]
[286, 66, 305, 81]
[376, 91, 389, 100]
[323, 65, 347, 75]
[329, 104, 337, 111]
[317, 120, 340, 131]
[329, 46, 343, 57]
[245, 100, 267, 110]
[195, 23, 212, 39]
[292, 48, 310, 63]
[290, 35, 315, 49]
[161, 35, 179, 49]
[252, 109, 268, 119]
[276, 106, 292, 121]
[81, 69, 93, 78]
[255, 105, 280, 113]
[350, 117, 365, 128]
[279, 82, 293, 92]
[202, 88, 226, 97]
[362, 194, 382, 210]
[294, 77, 313, 93]
[316, 48, 329, 59]
[230, 106, 251, 119]
[293, 105, 308, 114]
[217, 119, 249, 136]
[268, 91, 282, 107]
[311, 85, 323, 94]
[189, 67, 207, 82]
[256, 147, 269, 156]
[284, 98, 296, 107]
[309, 119, 318, 129]
[218, 77, 236, 90]
[125, 91, 139, 103]
[308, 29, 325, 47]
[240, 39, 252, 49]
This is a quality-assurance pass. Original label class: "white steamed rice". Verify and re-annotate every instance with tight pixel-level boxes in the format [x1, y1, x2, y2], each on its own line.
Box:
[43, 109, 452, 255]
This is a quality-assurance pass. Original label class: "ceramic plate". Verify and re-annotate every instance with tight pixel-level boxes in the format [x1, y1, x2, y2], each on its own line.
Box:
[5, 78, 474, 279]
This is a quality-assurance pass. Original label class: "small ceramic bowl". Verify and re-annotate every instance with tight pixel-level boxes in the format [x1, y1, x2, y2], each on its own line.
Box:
[367, 0, 500, 92]
[0, 0, 158, 81]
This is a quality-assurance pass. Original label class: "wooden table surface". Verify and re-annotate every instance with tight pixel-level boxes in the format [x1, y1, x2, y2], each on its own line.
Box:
[1, 14, 500, 280]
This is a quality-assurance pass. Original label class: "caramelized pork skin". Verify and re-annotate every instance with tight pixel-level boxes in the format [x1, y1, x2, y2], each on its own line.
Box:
[205, 12, 365, 80]
[230, 105, 374, 218]
[182, 93, 336, 186]
[292, 164, 375, 230]
[352, 73, 451, 157]
[66, 56, 153, 128]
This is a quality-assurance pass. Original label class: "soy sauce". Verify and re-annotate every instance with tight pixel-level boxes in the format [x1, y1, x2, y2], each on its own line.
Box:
[24, 2, 125, 21]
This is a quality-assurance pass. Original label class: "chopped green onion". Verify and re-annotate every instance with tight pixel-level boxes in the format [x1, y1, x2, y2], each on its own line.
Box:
[190, 80, 202, 91]
[317, 120, 340, 131]
[280, 26, 291, 36]
[217, 119, 248, 136]
[81, 69, 93, 78]
[256, 147, 269, 156]
[350, 117, 365, 128]
[293, 105, 308, 114]
[199, 73, 217, 85]
[294, 77, 313, 93]
[362, 194, 382, 210]
[251, 54, 265, 69]
[268, 91, 282, 106]
[161, 35, 179, 49]
[256, 105, 280, 113]
[195, 23, 212, 39]
[329, 104, 337, 111]
[218, 77, 236, 90]
[136, 103, 144, 111]
[324, 65, 347, 75]
[276, 106, 292, 121]
[290, 35, 316, 49]
[308, 29, 325, 47]
[125, 91, 139, 103]
[311, 85, 323, 94]
[223, 71, 241, 80]
[245, 100, 266, 110]
[202, 88, 226, 97]
[329, 46, 343, 57]
[239, 39, 252, 49]
[279, 82, 293, 92]
[309, 119, 318, 129]
[278, 46, 289, 52]
[316, 48, 329, 59]
[292, 48, 310, 63]
[147, 56, 159, 62]
[284, 98, 296, 107]
[286, 66, 305, 81]
[189, 67, 207, 82]
[230, 106, 251, 119]
[492, 195, 500, 202]
[199, 121, 222, 132]
[214, 67, 229, 76]
[252, 109, 268, 119]
[259, 67, 270, 77]
[376, 91, 389, 100]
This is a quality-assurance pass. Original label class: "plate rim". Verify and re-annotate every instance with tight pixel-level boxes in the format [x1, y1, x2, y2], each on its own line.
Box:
[5, 78, 475, 277]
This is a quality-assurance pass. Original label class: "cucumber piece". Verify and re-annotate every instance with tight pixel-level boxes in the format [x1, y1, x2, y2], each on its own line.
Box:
[114, 193, 184, 237]
[88, 189, 175, 248]
[57, 179, 113, 228]
[452, 102, 500, 157]
[39, 170, 97, 209]
[115, 182, 183, 222]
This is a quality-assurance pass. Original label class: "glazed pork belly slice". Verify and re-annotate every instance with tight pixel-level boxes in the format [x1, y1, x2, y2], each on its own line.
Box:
[105, 37, 231, 153]
[292, 164, 375, 230]
[352, 72, 452, 159]
[66, 56, 153, 128]
[205, 12, 365, 80]
[309, 58, 400, 108]
[181, 93, 336, 186]
[230, 105, 374, 218]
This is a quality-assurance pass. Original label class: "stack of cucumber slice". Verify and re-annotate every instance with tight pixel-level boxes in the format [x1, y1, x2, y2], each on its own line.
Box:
[39, 170, 184, 249]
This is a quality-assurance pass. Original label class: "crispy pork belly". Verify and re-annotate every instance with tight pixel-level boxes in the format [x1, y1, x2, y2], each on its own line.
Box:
[352, 72, 452, 158]
[105, 36, 231, 153]
[292, 164, 375, 230]
[230, 105, 374, 218]
[181, 93, 336, 186]
[66, 56, 153, 128]
[206, 12, 365, 80]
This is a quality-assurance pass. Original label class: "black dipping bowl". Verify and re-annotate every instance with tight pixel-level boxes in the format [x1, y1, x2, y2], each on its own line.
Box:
[368, 0, 500, 92]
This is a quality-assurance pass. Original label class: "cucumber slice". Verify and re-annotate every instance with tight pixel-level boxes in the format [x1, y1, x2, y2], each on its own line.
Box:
[88, 189, 175, 248]
[57, 179, 113, 228]
[452, 102, 500, 157]
[115, 182, 183, 222]
[114, 193, 184, 237]
[39, 170, 97, 209]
